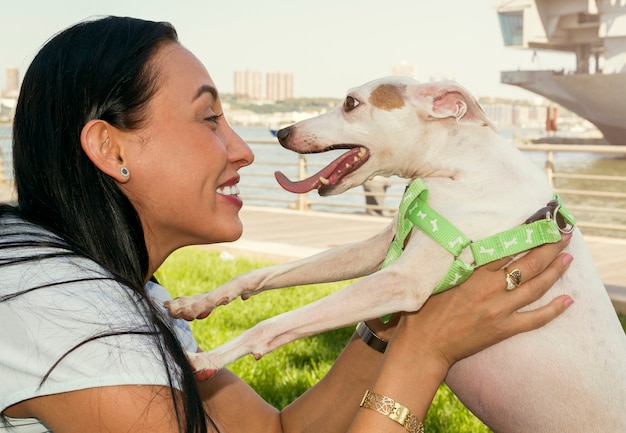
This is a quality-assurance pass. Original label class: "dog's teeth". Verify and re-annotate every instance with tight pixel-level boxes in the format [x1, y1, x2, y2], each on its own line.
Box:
[345, 163, 351, 169]
[319, 177, 329, 185]
[358, 147, 367, 158]
[353, 156, 360, 163]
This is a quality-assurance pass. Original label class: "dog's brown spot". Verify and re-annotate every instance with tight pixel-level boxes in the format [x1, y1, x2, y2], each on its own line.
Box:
[369, 84, 405, 111]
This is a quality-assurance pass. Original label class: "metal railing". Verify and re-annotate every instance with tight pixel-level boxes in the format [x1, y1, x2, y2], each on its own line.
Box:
[1, 135, 625, 238]
[241, 139, 626, 239]
[516, 143, 626, 238]
[239, 141, 407, 216]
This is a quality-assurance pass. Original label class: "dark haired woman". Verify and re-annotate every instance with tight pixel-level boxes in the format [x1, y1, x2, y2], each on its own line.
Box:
[0, 16, 573, 433]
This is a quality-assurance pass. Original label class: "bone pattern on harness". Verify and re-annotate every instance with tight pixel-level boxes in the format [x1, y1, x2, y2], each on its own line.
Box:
[381, 179, 576, 295]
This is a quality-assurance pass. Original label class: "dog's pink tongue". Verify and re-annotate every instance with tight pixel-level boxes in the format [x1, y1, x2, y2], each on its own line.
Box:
[274, 168, 332, 194]
[274, 147, 364, 194]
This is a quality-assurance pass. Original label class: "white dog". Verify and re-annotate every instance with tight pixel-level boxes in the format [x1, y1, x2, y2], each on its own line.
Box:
[167, 77, 626, 432]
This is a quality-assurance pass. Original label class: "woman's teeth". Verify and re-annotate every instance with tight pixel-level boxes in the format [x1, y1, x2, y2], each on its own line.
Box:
[217, 185, 240, 196]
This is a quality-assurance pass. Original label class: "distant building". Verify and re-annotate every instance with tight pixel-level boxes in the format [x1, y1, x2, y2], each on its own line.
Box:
[391, 61, 417, 79]
[0, 98, 16, 122]
[0, 67, 19, 121]
[233, 70, 295, 101]
[233, 69, 263, 100]
[3, 66, 19, 98]
[481, 100, 545, 129]
[266, 72, 294, 101]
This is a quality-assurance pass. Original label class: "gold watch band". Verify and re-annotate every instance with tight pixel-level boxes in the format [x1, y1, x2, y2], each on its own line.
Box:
[355, 321, 387, 353]
[360, 390, 424, 433]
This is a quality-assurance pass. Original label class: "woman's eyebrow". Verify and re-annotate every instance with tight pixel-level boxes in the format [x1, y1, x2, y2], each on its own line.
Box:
[193, 84, 218, 102]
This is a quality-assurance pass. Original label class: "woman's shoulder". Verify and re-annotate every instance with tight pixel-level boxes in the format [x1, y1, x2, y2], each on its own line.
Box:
[0, 213, 144, 327]
[0, 213, 151, 348]
[0, 215, 179, 418]
[0, 212, 64, 243]
[0, 213, 117, 294]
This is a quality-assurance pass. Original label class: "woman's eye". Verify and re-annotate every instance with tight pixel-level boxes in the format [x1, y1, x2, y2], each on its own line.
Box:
[204, 113, 223, 126]
[343, 96, 360, 112]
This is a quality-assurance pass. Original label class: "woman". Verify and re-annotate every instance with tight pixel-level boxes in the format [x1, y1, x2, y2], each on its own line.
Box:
[0, 16, 573, 433]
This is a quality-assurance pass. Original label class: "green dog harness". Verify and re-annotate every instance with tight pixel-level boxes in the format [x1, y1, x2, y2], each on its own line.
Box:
[382, 178, 575, 298]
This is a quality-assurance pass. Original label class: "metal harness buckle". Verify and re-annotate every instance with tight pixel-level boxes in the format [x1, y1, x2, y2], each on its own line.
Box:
[524, 199, 574, 234]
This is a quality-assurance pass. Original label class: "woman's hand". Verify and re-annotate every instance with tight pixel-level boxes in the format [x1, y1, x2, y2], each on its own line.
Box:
[396, 234, 574, 370]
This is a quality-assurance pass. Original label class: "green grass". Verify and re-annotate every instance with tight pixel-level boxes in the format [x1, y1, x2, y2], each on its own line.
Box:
[155, 248, 356, 408]
[156, 247, 626, 433]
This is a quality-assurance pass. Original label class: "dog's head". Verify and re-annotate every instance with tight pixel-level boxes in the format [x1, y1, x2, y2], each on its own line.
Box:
[275, 77, 497, 196]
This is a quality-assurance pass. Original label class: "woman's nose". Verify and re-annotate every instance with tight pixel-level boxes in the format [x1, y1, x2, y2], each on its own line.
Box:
[227, 128, 254, 168]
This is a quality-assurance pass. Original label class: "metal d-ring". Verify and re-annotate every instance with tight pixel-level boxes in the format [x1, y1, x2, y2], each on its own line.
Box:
[548, 204, 575, 234]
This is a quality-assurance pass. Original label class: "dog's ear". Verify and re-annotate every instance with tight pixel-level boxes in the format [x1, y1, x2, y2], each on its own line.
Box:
[410, 81, 497, 130]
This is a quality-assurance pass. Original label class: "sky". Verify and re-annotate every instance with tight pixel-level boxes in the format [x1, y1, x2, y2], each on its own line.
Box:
[0, 0, 573, 100]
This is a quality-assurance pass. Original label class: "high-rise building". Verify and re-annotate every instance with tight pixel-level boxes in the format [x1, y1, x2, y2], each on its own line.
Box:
[4, 66, 19, 96]
[266, 72, 294, 101]
[233, 70, 263, 99]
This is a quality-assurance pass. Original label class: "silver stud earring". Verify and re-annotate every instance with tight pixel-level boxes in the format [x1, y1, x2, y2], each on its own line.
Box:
[120, 166, 130, 178]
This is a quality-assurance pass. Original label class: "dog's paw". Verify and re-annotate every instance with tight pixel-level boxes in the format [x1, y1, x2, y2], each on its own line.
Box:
[187, 351, 223, 379]
[164, 293, 230, 321]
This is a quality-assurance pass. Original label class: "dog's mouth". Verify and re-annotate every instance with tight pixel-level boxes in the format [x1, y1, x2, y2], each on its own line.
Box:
[274, 146, 370, 194]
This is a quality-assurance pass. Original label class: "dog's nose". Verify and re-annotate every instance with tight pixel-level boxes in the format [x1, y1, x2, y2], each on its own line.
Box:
[276, 126, 291, 144]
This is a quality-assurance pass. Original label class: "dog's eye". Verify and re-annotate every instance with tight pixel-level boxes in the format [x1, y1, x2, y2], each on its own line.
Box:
[344, 96, 360, 112]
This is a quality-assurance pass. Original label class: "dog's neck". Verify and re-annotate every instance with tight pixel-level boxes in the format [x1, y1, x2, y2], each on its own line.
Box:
[395, 127, 555, 241]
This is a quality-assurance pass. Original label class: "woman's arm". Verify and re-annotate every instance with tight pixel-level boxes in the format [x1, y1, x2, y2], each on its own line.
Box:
[6, 385, 186, 433]
[199, 236, 573, 433]
[192, 329, 387, 433]
[348, 243, 574, 432]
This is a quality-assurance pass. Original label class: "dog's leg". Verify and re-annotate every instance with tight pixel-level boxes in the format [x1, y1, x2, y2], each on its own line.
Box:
[189, 238, 450, 371]
[165, 219, 397, 320]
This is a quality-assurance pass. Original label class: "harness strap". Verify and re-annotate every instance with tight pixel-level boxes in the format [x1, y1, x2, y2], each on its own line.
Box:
[382, 179, 576, 298]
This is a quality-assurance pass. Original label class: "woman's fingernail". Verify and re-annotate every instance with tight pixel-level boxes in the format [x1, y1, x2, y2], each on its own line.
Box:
[562, 233, 573, 242]
[562, 253, 573, 266]
[564, 297, 575, 308]
[194, 368, 217, 381]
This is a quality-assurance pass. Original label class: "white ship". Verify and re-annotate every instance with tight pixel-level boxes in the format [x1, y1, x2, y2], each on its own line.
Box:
[496, 0, 626, 145]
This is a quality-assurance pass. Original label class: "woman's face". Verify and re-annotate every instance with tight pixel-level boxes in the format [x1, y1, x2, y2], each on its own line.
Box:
[120, 42, 254, 270]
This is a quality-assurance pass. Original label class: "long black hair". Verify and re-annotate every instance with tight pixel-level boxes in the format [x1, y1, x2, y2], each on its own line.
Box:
[2, 16, 208, 432]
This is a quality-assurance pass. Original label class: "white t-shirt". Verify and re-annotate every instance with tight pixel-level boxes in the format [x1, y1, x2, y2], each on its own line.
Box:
[0, 217, 198, 432]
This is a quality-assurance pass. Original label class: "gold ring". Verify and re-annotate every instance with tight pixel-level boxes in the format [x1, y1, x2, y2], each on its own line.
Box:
[505, 268, 522, 291]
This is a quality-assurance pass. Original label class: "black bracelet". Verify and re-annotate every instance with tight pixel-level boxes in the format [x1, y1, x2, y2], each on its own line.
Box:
[355, 321, 388, 353]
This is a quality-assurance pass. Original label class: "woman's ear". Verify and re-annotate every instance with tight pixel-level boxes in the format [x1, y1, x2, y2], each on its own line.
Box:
[80, 120, 130, 183]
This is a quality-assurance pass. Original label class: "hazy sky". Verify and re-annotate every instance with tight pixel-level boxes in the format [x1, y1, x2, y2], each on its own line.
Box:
[1, 0, 572, 99]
